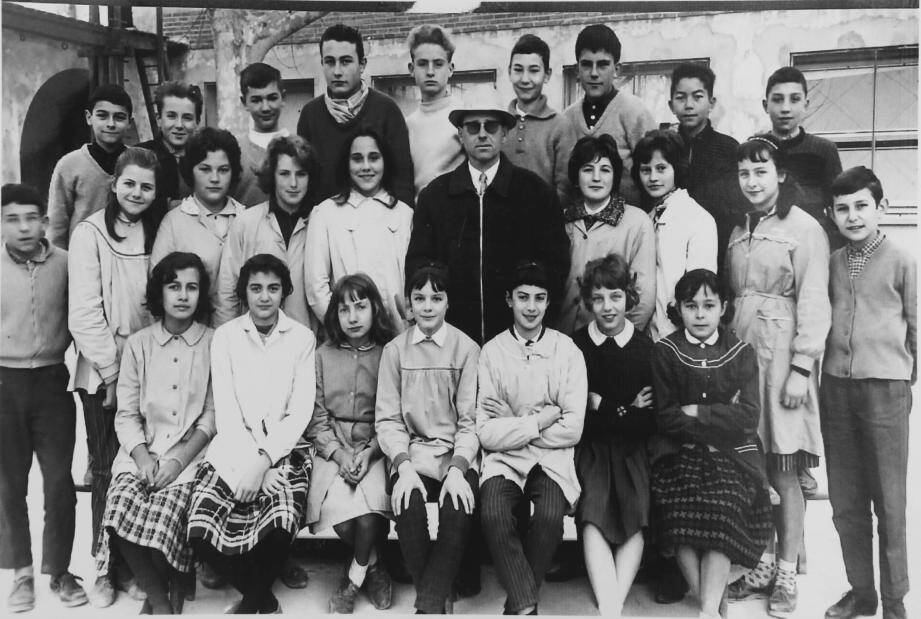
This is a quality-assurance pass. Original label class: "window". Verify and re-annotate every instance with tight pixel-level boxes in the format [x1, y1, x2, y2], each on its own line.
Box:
[372, 69, 497, 116]
[202, 78, 314, 131]
[562, 57, 709, 127]
[792, 45, 918, 211]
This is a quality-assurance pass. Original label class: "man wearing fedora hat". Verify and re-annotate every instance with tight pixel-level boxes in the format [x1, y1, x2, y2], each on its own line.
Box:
[406, 94, 570, 346]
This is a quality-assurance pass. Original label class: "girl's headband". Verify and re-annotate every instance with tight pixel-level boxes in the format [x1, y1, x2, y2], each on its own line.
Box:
[746, 135, 779, 151]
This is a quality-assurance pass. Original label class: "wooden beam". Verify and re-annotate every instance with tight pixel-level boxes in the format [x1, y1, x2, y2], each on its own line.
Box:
[17, 0, 414, 10]
[475, 0, 917, 9]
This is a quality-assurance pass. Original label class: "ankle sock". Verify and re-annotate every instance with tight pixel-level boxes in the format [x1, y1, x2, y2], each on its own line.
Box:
[777, 559, 796, 573]
[14, 566, 34, 579]
[349, 558, 369, 587]
[744, 557, 776, 588]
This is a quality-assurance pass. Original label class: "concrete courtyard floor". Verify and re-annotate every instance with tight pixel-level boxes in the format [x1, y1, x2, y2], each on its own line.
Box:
[7, 387, 920, 618]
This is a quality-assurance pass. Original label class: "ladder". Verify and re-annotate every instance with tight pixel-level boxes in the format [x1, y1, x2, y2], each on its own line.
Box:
[136, 7, 170, 137]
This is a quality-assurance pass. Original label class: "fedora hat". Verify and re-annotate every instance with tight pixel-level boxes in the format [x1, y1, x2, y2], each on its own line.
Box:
[448, 91, 516, 129]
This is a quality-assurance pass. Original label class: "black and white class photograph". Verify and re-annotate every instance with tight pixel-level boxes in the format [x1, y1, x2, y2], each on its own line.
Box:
[0, 0, 917, 617]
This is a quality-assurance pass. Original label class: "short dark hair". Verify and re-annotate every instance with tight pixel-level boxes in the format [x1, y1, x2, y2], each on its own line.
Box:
[506, 259, 550, 295]
[579, 253, 638, 310]
[181, 127, 243, 189]
[155, 81, 203, 122]
[104, 147, 161, 253]
[631, 130, 688, 209]
[830, 166, 884, 205]
[575, 24, 621, 63]
[321, 24, 364, 61]
[1, 183, 46, 215]
[509, 33, 549, 71]
[406, 262, 449, 298]
[87, 83, 132, 116]
[567, 134, 624, 193]
[737, 134, 803, 220]
[670, 63, 715, 98]
[333, 127, 398, 208]
[667, 268, 734, 327]
[324, 272, 397, 347]
[765, 66, 808, 98]
[235, 254, 294, 307]
[407, 24, 455, 61]
[146, 251, 212, 322]
[239, 62, 283, 97]
[257, 134, 320, 210]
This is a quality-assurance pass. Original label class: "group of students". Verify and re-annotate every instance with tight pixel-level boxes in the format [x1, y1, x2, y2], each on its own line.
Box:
[0, 17, 915, 619]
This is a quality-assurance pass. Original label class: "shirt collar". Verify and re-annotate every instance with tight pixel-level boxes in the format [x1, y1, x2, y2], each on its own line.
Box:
[411, 322, 447, 346]
[508, 95, 556, 120]
[684, 328, 719, 347]
[248, 126, 289, 150]
[345, 188, 394, 209]
[4, 238, 50, 264]
[153, 320, 207, 346]
[588, 319, 634, 347]
[241, 309, 294, 337]
[510, 324, 546, 346]
[179, 195, 242, 217]
[468, 158, 501, 191]
[847, 230, 885, 257]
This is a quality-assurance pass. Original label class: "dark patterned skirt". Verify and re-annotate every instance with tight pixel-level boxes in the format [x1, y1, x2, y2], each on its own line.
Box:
[575, 439, 650, 545]
[96, 472, 196, 575]
[186, 459, 310, 555]
[651, 443, 772, 568]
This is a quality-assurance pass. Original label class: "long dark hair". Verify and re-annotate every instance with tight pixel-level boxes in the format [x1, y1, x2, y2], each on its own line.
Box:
[630, 129, 689, 212]
[332, 127, 398, 207]
[105, 147, 161, 253]
[323, 273, 397, 347]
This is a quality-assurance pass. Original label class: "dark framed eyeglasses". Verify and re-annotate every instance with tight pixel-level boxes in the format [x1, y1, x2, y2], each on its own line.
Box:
[461, 120, 503, 135]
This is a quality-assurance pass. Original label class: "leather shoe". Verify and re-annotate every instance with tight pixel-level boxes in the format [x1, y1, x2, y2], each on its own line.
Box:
[825, 590, 877, 618]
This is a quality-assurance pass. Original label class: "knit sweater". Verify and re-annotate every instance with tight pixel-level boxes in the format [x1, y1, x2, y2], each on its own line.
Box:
[551, 91, 656, 208]
[232, 135, 269, 207]
[778, 128, 842, 239]
[501, 96, 561, 184]
[0, 241, 71, 368]
[406, 94, 465, 197]
[823, 237, 917, 381]
[47, 145, 114, 249]
[297, 88, 414, 206]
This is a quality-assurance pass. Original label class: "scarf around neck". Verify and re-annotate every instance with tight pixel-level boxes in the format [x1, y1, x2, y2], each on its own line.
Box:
[325, 82, 370, 125]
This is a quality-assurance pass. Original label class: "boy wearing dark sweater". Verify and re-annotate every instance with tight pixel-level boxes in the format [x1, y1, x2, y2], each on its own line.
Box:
[820, 167, 915, 619]
[763, 66, 843, 245]
[47, 85, 132, 249]
[1, 184, 87, 612]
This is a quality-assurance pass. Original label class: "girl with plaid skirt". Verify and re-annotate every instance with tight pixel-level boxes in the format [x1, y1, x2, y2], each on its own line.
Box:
[186, 254, 316, 614]
[305, 274, 397, 613]
[650, 269, 772, 619]
[97, 252, 216, 614]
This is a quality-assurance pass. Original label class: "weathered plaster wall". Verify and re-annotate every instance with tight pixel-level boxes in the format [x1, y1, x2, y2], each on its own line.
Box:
[182, 8, 917, 142]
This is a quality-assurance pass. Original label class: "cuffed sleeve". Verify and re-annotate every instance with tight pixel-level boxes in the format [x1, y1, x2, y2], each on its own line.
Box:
[791, 219, 832, 363]
[260, 334, 316, 465]
[532, 340, 587, 448]
[475, 348, 541, 451]
[113, 338, 147, 455]
[374, 343, 411, 462]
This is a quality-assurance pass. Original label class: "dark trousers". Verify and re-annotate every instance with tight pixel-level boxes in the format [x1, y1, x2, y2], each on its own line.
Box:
[480, 466, 567, 613]
[820, 375, 911, 601]
[78, 388, 121, 556]
[393, 469, 479, 613]
[0, 365, 76, 574]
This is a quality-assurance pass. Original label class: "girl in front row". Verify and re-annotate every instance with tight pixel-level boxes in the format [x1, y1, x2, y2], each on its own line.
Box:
[97, 252, 215, 615]
[650, 269, 772, 619]
[186, 254, 316, 615]
[305, 274, 397, 613]
[571, 254, 655, 617]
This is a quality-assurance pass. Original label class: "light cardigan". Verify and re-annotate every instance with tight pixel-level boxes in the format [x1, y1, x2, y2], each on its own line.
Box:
[214, 201, 311, 329]
[476, 328, 587, 509]
[304, 190, 413, 329]
[112, 321, 216, 486]
[68, 210, 153, 393]
[150, 195, 246, 314]
[204, 310, 316, 489]
[405, 94, 465, 196]
[648, 188, 718, 342]
[47, 144, 113, 249]
[824, 237, 917, 381]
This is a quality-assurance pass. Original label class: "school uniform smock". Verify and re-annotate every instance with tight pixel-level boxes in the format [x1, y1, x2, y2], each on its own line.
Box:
[559, 196, 656, 334]
[305, 190, 412, 329]
[151, 195, 245, 314]
[375, 323, 480, 481]
[97, 321, 216, 575]
[476, 327, 587, 510]
[726, 204, 830, 461]
[68, 210, 153, 392]
[648, 188, 718, 342]
[305, 342, 390, 532]
[572, 320, 654, 544]
[649, 328, 771, 568]
[214, 201, 312, 329]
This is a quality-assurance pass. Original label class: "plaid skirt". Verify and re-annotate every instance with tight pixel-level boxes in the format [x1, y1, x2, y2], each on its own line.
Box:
[95, 472, 196, 575]
[186, 459, 310, 555]
[651, 444, 772, 568]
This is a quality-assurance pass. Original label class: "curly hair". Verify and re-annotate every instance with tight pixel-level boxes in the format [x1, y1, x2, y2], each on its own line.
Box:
[181, 127, 243, 190]
[567, 134, 624, 195]
[579, 253, 639, 311]
[256, 134, 319, 211]
[235, 254, 294, 307]
[146, 251, 212, 323]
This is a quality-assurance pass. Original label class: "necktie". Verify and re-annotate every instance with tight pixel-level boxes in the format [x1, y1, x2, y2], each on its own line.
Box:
[477, 171, 488, 197]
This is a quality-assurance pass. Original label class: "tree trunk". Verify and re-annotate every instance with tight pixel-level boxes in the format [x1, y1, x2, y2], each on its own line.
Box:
[210, 9, 326, 134]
